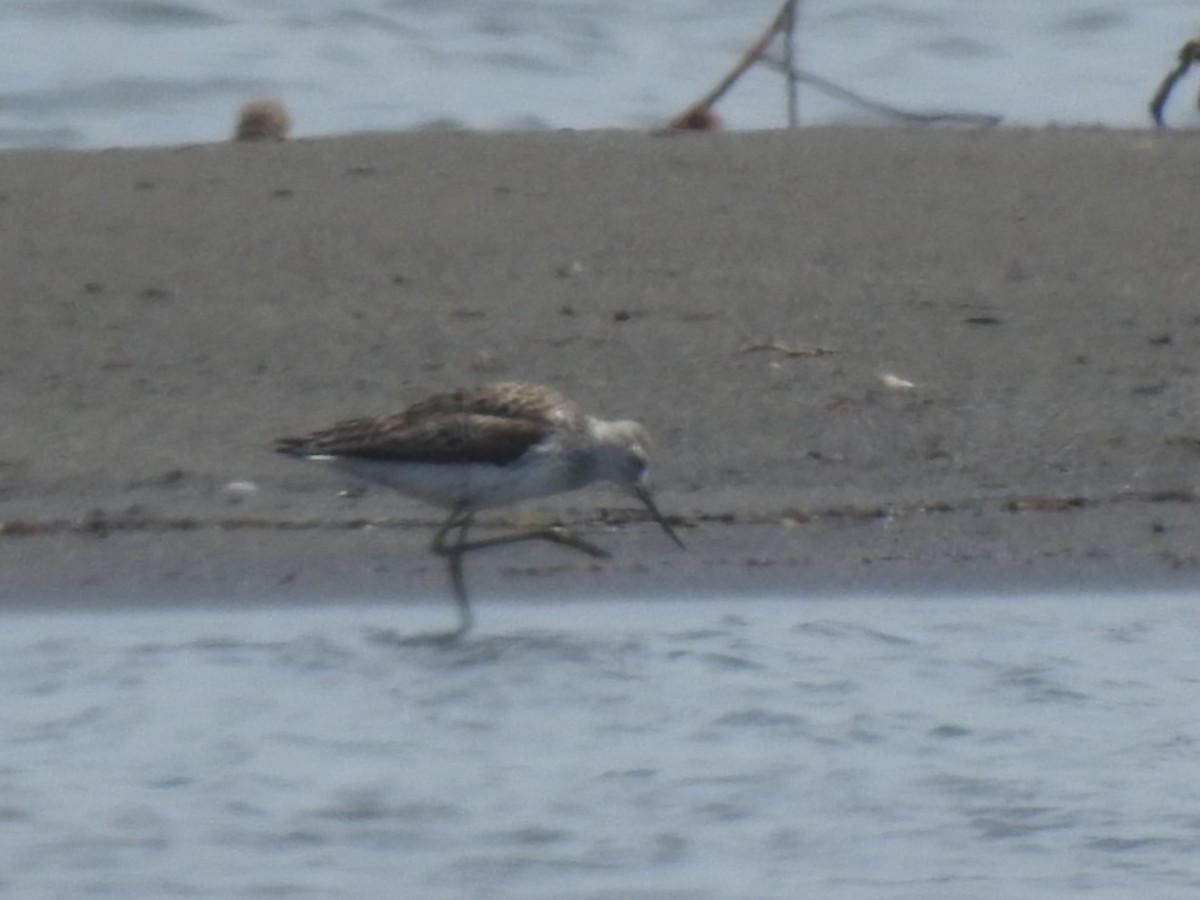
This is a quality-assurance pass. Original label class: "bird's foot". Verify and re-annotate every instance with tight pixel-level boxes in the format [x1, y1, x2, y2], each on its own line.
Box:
[541, 526, 612, 559]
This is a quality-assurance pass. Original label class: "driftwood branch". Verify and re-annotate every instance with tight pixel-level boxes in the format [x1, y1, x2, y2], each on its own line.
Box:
[1150, 38, 1200, 128]
[767, 63, 1001, 127]
[666, 0, 999, 131]
[667, 0, 802, 130]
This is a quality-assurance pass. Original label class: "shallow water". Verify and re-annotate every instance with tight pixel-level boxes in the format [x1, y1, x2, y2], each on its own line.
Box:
[0, 0, 1197, 149]
[4, 593, 1200, 899]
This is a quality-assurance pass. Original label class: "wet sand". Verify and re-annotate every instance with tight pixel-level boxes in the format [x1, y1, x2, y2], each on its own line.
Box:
[1, 127, 1198, 609]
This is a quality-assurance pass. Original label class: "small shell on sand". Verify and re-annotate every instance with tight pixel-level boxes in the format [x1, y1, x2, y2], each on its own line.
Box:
[234, 99, 291, 142]
[880, 373, 917, 390]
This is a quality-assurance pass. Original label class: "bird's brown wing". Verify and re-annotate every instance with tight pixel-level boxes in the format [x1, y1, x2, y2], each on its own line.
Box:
[401, 382, 573, 425]
[276, 412, 547, 466]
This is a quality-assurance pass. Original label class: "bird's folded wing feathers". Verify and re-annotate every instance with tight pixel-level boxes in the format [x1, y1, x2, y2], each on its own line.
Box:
[276, 413, 547, 465]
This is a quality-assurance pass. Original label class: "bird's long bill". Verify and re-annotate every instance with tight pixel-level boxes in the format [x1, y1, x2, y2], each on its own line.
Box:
[632, 483, 685, 549]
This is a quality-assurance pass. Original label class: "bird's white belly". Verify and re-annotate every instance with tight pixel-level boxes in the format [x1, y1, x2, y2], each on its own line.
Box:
[317, 455, 578, 511]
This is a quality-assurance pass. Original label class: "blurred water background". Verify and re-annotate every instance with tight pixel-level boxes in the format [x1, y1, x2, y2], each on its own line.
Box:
[5, 594, 1200, 899]
[0, 0, 1197, 150]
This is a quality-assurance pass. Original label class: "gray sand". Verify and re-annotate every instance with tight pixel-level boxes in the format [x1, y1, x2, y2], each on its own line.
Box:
[1, 128, 1198, 607]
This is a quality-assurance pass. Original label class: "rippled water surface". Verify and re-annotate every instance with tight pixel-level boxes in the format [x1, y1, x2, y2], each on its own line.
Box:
[4, 594, 1200, 899]
[0, 0, 1197, 148]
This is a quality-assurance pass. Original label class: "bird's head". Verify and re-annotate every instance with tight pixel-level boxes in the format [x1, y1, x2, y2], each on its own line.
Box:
[589, 419, 684, 549]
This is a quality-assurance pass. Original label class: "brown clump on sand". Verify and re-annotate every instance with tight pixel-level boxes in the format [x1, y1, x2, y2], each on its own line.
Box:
[233, 99, 291, 142]
[667, 107, 725, 131]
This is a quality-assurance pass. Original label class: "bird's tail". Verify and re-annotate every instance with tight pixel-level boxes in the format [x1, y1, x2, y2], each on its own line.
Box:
[274, 436, 314, 457]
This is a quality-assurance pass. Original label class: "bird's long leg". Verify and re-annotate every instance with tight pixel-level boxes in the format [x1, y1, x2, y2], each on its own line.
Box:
[430, 504, 475, 638]
[430, 503, 472, 556]
[453, 524, 612, 560]
[429, 506, 611, 639]
[432, 500, 610, 560]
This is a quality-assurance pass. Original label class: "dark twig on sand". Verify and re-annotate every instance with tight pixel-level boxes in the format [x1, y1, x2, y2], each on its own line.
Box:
[1149, 38, 1200, 128]
[665, 0, 1000, 131]
[738, 340, 838, 358]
